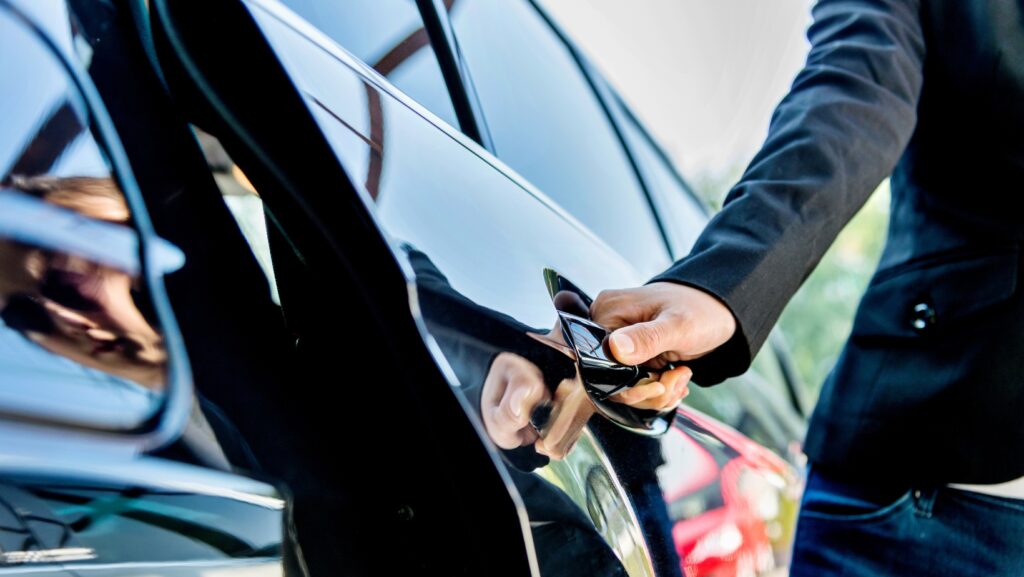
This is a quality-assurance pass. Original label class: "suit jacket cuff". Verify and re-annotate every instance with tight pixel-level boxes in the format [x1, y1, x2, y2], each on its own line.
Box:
[644, 265, 754, 386]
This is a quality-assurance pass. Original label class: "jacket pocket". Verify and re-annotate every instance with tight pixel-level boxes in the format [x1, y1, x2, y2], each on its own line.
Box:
[850, 245, 1020, 340]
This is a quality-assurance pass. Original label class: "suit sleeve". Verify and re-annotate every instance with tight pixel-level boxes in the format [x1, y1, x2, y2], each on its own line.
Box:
[646, 0, 926, 385]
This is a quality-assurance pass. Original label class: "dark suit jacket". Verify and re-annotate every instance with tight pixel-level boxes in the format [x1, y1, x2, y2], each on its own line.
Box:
[647, 0, 1024, 484]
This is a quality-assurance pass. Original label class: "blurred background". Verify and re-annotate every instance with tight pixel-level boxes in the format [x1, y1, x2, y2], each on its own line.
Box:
[540, 0, 891, 401]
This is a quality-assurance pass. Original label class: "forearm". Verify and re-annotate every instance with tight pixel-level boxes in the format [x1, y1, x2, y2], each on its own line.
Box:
[649, 0, 925, 384]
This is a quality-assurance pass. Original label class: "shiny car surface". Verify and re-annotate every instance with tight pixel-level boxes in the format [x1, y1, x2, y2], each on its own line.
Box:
[243, 1, 805, 575]
[0, 1, 293, 575]
[1, 0, 806, 576]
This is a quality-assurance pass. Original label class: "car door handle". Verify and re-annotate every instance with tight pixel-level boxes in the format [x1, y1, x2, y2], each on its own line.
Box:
[542, 268, 677, 436]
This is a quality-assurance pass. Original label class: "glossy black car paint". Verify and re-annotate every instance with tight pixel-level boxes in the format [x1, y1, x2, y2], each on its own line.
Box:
[148, 0, 804, 575]
[149, 0, 538, 574]
[1, 0, 805, 575]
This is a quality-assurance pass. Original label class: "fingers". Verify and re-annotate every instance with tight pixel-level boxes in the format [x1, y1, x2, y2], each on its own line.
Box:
[590, 287, 651, 331]
[611, 366, 692, 411]
[607, 316, 677, 366]
[482, 353, 549, 450]
[654, 365, 692, 409]
[592, 286, 682, 366]
[591, 282, 739, 368]
[610, 378, 666, 406]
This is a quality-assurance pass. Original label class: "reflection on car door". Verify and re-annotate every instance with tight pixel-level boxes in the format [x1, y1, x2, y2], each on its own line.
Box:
[0, 3, 294, 576]
[244, 6, 661, 572]
[145, 0, 804, 575]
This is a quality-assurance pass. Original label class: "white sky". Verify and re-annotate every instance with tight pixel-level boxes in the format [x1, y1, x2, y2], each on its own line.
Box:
[539, 0, 814, 183]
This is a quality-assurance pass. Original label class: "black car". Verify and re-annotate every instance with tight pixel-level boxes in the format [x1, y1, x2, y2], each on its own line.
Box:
[0, 0, 806, 575]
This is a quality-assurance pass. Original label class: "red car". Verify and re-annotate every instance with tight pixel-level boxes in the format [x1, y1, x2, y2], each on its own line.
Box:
[664, 409, 802, 577]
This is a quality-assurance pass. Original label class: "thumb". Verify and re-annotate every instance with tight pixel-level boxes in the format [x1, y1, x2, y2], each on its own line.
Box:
[607, 317, 676, 366]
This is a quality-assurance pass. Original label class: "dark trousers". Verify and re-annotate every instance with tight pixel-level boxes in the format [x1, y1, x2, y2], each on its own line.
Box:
[791, 464, 1024, 576]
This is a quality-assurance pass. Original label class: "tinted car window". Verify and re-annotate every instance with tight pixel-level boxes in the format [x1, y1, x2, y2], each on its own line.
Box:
[447, 0, 671, 278]
[278, 0, 460, 129]
[612, 96, 709, 258]
[0, 10, 178, 431]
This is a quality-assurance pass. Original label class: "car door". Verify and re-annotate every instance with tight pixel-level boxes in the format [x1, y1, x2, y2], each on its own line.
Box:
[146, 1, 804, 576]
[149, 1, 665, 574]
[0, 2, 294, 575]
[147, 0, 538, 575]
[402, 4, 806, 568]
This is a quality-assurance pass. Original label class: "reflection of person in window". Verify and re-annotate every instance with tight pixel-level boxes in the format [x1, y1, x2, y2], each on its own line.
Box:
[0, 175, 166, 389]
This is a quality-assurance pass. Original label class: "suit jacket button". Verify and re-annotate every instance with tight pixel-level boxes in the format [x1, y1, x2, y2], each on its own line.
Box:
[911, 302, 936, 331]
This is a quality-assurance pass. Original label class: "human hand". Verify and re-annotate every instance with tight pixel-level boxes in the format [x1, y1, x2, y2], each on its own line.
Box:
[608, 365, 692, 411]
[590, 281, 737, 371]
[480, 349, 596, 460]
[481, 352, 549, 451]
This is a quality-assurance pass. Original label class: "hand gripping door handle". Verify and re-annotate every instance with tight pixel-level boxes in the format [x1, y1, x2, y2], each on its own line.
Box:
[540, 268, 677, 437]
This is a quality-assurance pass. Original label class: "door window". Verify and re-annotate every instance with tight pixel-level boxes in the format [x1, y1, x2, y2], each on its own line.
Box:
[446, 0, 671, 277]
[611, 95, 709, 258]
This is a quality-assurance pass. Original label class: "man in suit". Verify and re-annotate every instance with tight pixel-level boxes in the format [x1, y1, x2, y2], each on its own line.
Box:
[590, 0, 1024, 574]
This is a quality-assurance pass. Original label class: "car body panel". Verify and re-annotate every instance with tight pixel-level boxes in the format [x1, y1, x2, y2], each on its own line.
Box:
[1, 0, 806, 575]
[242, 2, 802, 575]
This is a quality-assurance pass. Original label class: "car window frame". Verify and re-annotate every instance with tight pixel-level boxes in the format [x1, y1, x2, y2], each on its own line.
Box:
[603, 90, 713, 252]
[414, 0, 494, 148]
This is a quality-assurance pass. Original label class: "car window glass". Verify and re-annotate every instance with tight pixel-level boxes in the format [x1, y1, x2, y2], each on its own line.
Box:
[612, 97, 709, 258]
[0, 11, 173, 431]
[278, 0, 460, 129]
[447, 0, 671, 278]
